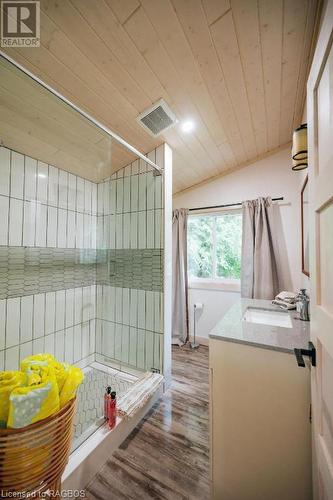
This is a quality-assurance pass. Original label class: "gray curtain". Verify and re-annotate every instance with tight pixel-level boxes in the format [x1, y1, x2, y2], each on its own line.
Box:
[241, 197, 279, 299]
[172, 208, 189, 345]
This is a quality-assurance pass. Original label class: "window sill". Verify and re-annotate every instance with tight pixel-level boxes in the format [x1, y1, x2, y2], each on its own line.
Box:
[189, 279, 241, 293]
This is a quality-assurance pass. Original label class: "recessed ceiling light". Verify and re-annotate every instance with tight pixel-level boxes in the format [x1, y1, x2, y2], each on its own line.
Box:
[181, 120, 195, 133]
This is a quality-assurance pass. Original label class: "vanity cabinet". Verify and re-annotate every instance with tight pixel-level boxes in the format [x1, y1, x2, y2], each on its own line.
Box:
[209, 337, 312, 500]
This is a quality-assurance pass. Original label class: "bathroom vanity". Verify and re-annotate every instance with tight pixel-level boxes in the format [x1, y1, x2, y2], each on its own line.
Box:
[209, 299, 311, 500]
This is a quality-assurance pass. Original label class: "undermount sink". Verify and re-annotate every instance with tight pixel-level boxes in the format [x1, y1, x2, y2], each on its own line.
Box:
[243, 307, 293, 329]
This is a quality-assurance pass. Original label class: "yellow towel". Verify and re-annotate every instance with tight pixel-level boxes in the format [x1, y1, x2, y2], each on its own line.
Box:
[0, 371, 26, 428]
[7, 364, 60, 429]
[21, 353, 69, 393]
[59, 365, 84, 408]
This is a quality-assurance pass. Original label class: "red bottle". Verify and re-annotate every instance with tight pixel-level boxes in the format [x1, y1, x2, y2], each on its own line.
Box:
[104, 386, 112, 420]
[108, 391, 117, 430]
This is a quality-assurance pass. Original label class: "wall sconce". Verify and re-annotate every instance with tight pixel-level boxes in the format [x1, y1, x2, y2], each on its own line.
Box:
[292, 123, 307, 171]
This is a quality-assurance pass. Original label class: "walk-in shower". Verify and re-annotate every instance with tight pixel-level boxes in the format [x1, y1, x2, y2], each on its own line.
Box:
[0, 52, 172, 487]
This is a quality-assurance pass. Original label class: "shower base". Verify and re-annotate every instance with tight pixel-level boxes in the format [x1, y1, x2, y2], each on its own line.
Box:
[62, 362, 163, 491]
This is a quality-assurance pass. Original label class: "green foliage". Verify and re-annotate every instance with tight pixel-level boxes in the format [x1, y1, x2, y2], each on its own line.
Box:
[188, 213, 242, 280]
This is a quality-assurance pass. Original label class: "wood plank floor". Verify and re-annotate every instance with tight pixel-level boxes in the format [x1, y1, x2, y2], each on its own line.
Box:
[85, 346, 210, 500]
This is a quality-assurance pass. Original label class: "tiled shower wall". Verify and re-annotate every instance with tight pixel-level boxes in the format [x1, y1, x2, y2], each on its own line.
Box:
[0, 144, 167, 375]
[0, 146, 97, 370]
[95, 146, 165, 374]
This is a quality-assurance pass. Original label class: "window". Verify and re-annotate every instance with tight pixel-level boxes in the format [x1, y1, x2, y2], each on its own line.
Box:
[188, 211, 242, 289]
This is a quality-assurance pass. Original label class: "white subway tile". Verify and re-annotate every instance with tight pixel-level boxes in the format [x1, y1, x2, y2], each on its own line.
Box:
[130, 175, 138, 212]
[115, 288, 122, 324]
[67, 211, 76, 249]
[47, 206, 57, 248]
[82, 286, 91, 322]
[0, 147, 10, 196]
[155, 209, 162, 249]
[147, 210, 154, 248]
[137, 329, 145, 369]
[20, 296, 33, 343]
[146, 172, 154, 210]
[6, 298, 20, 348]
[0, 196, 9, 245]
[129, 328, 137, 366]
[76, 177, 85, 212]
[57, 208, 67, 248]
[55, 330, 65, 362]
[64, 327, 74, 364]
[110, 180, 116, 214]
[0, 300, 5, 350]
[129, 289, 138, 328]
[130, 212, 138, 249]
[10, 151, 24, 199]
[84, 180, 92, 214]
[103, 321, 115, 359]
[20, 341, 33, 362]
[81, 322, 89, 359]
[103, 180, 110, 215]
[23, 201, 36, 247]
[145, 291, 154, 332]
[83, 214, 91, 249]
[45, 292, 56, 335]
[33, 336, 44, 355]
[116, 178, 124, 213]
[44, 333, 55, 356]
[121, 325, 129, 364]
[91, 183, 97, 215]
[116, 214, 123, 249]
[68, 174, 77, 211]
[74, 288, 83, 324]
[89, 319, 95, 354]
[97, 182, 103, 215]
[5, 346, 19, 370]
[137, 291, 146, 330]
[48, 166, 59, 207]
[154, 175, 162, 209]
[55, 290, 66, 332]
[109, 215, 115, 249]
[33, 293, 45, 339]
[9, 198, 23, 246]
[36, 161, 48, 204]
[115, 324, 122, 360]
[138, 173, 147, 211]
[35, 203, 47, 247]
[145, 330, 154, 370]
[95, 319, 102, 353]
[58, 170, 68, 209]
[73, 324, 82, 363]
[123, 213, 130, 249]
[65, 289, 74, 328]
[76, 212, 84, 249]
[138, 211, 146, 249]
[24, 156, 37, 201]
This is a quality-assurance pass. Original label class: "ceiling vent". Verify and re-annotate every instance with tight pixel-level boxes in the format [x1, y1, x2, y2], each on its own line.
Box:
[137, 99, 178, 137]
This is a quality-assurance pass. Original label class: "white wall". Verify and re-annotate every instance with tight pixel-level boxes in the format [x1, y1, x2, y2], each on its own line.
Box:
[173, 146, 306, 340]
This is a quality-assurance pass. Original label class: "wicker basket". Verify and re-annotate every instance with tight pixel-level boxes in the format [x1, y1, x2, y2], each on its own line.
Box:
[0, 398, 76, 497]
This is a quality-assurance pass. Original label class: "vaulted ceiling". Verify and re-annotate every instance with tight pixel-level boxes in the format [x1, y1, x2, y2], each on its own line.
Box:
[1, 0, 319, 192]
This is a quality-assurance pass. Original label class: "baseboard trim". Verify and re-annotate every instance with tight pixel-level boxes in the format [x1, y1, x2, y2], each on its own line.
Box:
[189, 335, 209, 347]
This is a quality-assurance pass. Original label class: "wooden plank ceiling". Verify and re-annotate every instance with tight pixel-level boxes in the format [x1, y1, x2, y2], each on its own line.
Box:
[1, 0, 318, 192]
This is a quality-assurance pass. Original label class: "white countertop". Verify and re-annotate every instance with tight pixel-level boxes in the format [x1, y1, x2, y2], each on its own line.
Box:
[209, 298, 310, 353]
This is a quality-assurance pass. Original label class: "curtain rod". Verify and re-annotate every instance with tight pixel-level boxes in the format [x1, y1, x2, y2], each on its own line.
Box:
[189, 197, 284, 212]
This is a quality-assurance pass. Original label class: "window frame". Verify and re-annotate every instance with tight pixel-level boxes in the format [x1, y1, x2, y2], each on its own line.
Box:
[187, 208, 242, 292]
